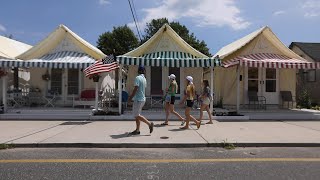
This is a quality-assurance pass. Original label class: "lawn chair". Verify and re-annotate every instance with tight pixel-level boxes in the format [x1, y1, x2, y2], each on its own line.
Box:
[248, 91, 266, 110]
[280, 91, 295, 109]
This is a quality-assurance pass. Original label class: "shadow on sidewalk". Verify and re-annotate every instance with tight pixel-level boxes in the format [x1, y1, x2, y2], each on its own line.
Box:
[110, 133, 151, 139]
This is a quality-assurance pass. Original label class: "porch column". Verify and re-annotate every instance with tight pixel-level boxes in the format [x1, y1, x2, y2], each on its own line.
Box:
[118, 65, 123, 115]
[95, 82, 99, 110]
[2, 74, 7, 112]
[236, 65, 240, 113]
[210, 67, 214, 113]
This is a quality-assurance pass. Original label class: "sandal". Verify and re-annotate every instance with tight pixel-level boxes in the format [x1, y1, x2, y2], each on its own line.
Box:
[206, 121, 213, 124]
[161, 122, 169, 126]
[197, 121, 201, 129]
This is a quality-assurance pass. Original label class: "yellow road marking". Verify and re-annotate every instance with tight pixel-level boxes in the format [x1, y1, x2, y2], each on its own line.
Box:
[0, 158, 320, 163]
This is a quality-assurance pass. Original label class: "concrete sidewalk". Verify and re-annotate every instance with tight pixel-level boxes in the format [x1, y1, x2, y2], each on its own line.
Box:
[1, 120, 320, 148]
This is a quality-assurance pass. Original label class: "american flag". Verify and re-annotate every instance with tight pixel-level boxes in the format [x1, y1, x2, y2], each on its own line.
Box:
[83, 55, 118, 77]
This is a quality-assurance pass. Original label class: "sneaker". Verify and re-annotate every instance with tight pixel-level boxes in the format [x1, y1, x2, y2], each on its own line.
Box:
[129, 130, 140, 135]
[181, 121, 185, 126]
[149, 122, 154, 133]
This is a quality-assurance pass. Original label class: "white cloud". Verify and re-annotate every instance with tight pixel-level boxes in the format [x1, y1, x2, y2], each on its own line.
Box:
[129, 0, 250, 31]
[273, 10, 286, 16]
[99, 0, 110, 5]
[0, 24, 6, 32]
[302, 0, 320, 18]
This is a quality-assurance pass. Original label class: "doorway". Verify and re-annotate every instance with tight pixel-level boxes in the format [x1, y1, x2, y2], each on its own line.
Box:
[246, 67, 279, 104]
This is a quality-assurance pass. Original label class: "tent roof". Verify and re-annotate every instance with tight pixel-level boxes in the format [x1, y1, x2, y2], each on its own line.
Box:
[0, 35, 32, 59]
[17, 24, 105, 60]
[215, 26, 303, 60]
[123, 23, 208, 58]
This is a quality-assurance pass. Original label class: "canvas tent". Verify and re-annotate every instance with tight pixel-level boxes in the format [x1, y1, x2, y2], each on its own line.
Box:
[214, 26, 320, 112]
[0, 24, 116, 108]
[116, 23, 221, 114]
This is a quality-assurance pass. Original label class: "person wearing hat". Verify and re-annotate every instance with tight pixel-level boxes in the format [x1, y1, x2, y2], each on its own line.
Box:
[161, 74, 185, 126]
[128, 65, 154, 135]
[179, 76, 201, 129]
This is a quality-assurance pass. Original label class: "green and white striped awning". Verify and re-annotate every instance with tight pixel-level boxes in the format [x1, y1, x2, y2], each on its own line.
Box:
[0, 51, 95, 69]
[117, 51, 221, 67]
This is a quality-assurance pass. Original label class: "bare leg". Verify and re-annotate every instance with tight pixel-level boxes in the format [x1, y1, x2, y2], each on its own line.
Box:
[198, 104, 207, 122]
[135, 116, 141, 131]
[205, 106, 213, 124]
[164, 102, 170, 124]
[180, 107, 191, 129]
[136, 115, 151, 126]
[170, 104, 185, 121]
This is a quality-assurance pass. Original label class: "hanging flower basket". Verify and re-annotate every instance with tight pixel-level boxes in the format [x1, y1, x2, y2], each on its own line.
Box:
[0, 69, 7, 78]
[42, 74, 50, 81]
[89, 74, 100, 82]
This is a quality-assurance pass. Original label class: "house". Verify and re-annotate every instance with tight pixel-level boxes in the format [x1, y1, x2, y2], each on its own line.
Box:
[289, 42, 320, 104]
[116, 23, 220, 113]
[1, 25, 116, 108]
[0, 35, 32, 103]
[212, 26, 317, 110]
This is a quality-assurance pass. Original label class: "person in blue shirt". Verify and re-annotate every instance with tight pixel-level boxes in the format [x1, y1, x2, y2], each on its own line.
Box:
[128, 65, 154, 135]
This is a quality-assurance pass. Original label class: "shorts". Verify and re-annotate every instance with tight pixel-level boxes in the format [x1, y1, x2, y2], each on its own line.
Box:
[132, 101, 145, 117]
[202, 97, 211, 105]
[186, 100, 194, 108]
[165, 95, 175, 105]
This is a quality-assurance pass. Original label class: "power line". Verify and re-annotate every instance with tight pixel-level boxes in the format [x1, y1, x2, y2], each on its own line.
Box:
[128, 0, 142, 41]
[131, 0, 143, 39]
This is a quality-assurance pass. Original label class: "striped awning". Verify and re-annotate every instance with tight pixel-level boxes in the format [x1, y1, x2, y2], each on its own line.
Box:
[117, 51, 221, 67]
[223, 53, 320, 69]
[0, 51, 95, 69]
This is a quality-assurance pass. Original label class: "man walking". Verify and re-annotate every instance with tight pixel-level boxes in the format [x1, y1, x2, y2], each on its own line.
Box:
[128, 65, 154, 135]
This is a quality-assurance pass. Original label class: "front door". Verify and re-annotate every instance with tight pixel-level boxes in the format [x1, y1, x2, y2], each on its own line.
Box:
[50, 69, 79, 106]
[247, 67, 279, 104]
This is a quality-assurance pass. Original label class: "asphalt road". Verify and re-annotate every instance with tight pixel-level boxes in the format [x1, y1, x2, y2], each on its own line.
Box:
[0, 147, 320, 180]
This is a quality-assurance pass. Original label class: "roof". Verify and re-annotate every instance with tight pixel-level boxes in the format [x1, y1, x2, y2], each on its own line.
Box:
[17, 24, 105, 60]
[289, 42, 320, 62]
[123, 24, 208, 58]
[215, 26, 303, 60]
[0, 35, 32, 59]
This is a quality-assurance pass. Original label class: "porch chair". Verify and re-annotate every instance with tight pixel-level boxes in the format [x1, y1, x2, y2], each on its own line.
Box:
[150, 90, 164, 109]
[248, 91, 266, 110]
[280, 91, 295, 109]
[44, 90, 58, 107]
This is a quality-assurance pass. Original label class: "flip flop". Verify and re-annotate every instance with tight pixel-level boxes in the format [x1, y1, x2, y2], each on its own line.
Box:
[197, 121, 201, 129]
[206, 122, 213, 124]
[160, 122, 169, 126]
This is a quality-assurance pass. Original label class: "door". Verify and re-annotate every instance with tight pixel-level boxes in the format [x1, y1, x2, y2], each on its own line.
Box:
[50, 69, 80, 105]
[151, 67, 162, 95]
[247, 67, 279, 104]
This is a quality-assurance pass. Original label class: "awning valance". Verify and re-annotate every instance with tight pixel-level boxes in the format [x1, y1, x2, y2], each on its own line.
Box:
[0, 51, 95, 69]
[117, 51, 221, 67]
[223, 53, 320, 69]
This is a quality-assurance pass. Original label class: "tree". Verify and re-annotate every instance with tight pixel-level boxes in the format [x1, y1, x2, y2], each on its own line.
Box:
[97, 25, 139, 56]
[142, 18, 211, 56]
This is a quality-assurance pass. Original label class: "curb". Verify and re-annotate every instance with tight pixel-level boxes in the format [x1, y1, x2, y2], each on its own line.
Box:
[7, 142, 320, 148]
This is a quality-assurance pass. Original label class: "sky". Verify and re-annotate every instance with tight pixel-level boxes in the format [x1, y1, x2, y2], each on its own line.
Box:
[0, 0, 320, 55]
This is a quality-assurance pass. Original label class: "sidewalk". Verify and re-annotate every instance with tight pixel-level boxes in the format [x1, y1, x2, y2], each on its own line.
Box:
[1, 120, 320, 148]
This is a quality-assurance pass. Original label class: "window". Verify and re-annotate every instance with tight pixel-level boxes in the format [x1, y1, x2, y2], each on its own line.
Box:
[307, 69, 316, 82]
[265, 68, 276, 92]
[51, 69, 62, 94]
[68, 69, 79, 95]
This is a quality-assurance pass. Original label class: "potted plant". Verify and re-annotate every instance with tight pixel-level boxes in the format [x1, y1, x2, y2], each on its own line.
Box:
[0, 69, 7, 78]
[89, 74, 100, 82]
[42, 73, 50, 81]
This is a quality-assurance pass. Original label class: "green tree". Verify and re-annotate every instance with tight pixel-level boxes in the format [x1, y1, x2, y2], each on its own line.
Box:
[97, 25, 139, 56]
[142, 18, 211, 56]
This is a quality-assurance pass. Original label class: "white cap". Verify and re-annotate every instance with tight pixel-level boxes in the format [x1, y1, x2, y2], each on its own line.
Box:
[186, 76, 193, 82]
[168, 74, 176, 80]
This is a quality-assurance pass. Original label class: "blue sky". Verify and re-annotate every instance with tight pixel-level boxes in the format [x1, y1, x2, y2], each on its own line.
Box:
[0, 0, 319, 55]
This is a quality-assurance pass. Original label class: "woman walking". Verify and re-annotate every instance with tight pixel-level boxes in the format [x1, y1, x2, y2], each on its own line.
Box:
[198, 80, 213, 124]
[180, 76, 201, 129]
[161, 74, 185, 126]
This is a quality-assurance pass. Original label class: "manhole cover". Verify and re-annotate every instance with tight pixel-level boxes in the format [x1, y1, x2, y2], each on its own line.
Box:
[160, 136, 169, 139]
[59, 122, 92, 125]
